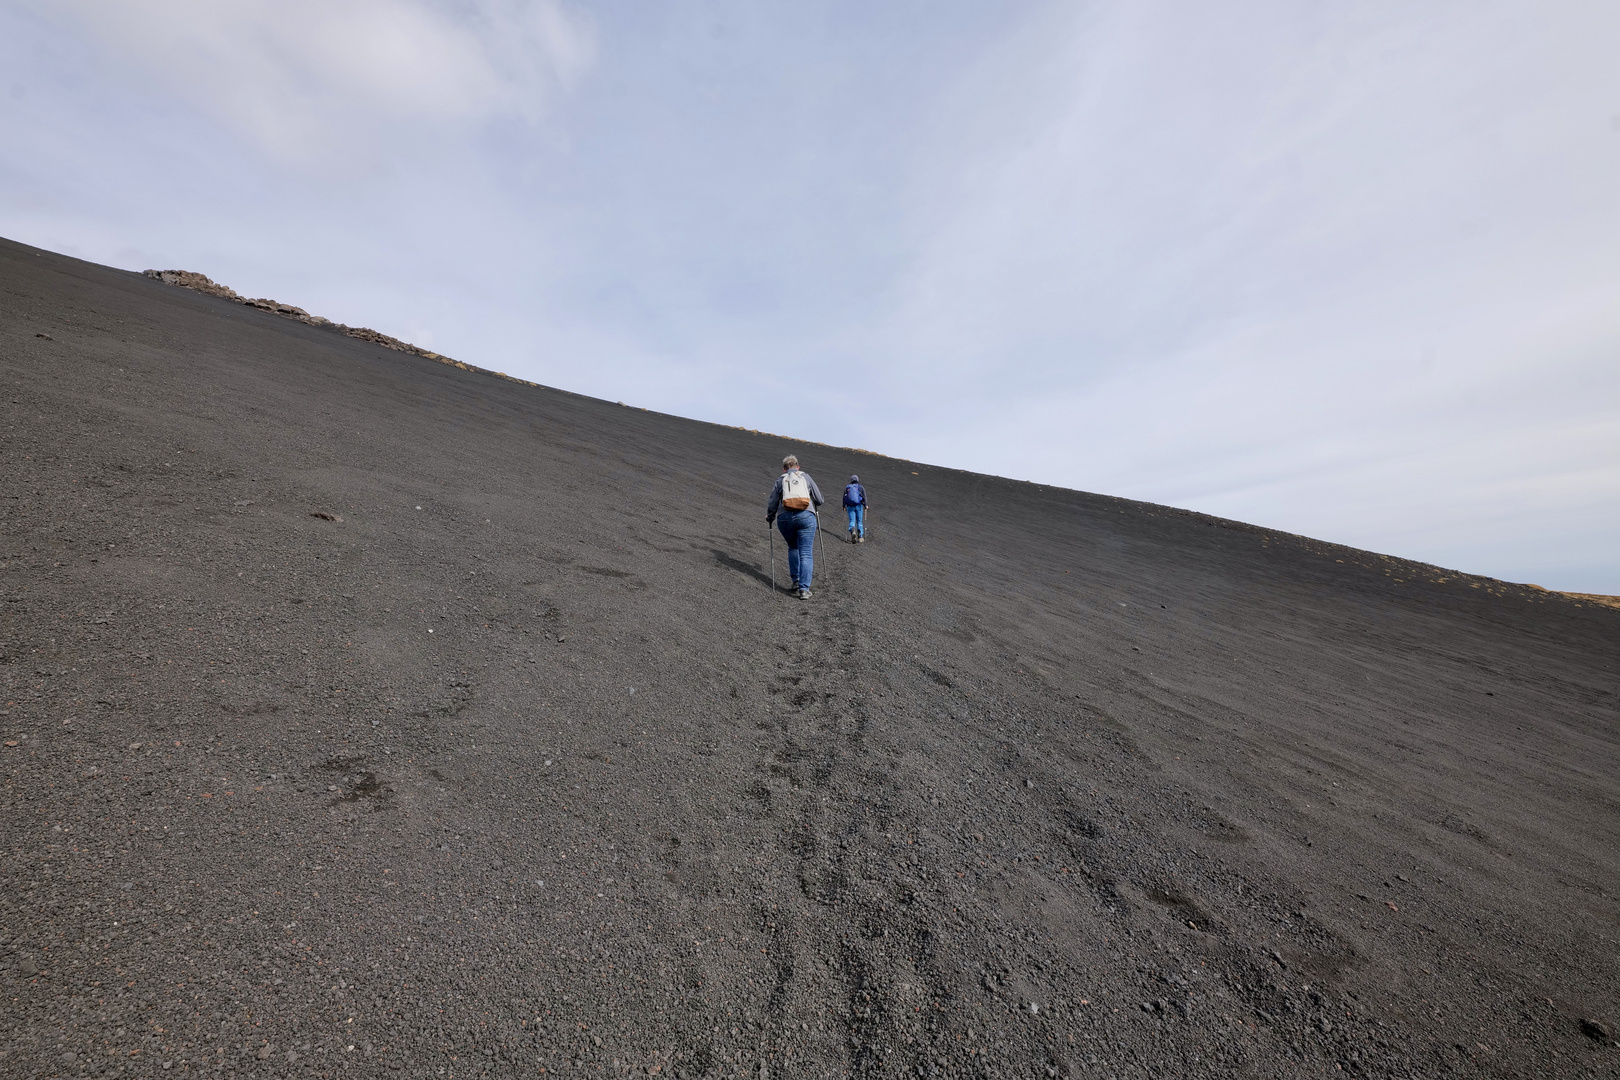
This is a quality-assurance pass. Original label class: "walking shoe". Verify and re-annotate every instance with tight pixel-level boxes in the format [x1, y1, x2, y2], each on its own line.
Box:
[798, 588, 812, 600]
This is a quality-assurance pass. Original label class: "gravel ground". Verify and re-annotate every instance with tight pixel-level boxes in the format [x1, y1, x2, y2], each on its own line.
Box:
[2, 236, 1618, 1079]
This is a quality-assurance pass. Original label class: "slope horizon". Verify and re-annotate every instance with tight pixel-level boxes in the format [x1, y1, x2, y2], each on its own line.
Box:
[7, 2, 1618, 597]
[69, 239, 1617, 603]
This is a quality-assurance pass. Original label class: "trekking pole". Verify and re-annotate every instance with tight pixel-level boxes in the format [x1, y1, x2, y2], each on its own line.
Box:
[816, 507, 828, 593]
[769, 521, 776, 595]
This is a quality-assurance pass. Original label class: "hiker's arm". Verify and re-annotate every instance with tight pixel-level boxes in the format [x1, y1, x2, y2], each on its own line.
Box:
[765, 478, 781, 522]
[808, 477, 824, 507]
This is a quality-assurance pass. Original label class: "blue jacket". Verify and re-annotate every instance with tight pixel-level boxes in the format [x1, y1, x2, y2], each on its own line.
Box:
[766, 469, 824, 523]
[842, 482, 866, 508]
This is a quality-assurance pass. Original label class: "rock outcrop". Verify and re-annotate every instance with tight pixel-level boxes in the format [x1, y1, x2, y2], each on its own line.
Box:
[143, 268, 239, 299]
[143, 268, 469, 370]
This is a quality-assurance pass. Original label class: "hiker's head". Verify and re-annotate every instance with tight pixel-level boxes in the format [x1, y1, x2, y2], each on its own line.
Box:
[849, 474, 859, 483]
[782, 455, 799, 471]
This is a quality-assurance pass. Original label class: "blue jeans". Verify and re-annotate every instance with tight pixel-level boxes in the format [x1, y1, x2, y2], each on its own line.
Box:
[777, 509, 817, 588]
[845, 505, 865, 536]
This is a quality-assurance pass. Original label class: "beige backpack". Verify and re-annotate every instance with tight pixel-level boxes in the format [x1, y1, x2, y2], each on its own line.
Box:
[781, 470, 811, 511]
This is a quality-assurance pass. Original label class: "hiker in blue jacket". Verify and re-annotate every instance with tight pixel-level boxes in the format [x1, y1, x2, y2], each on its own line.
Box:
[766, 455, 824, 599]
[843, 474, 867, 544]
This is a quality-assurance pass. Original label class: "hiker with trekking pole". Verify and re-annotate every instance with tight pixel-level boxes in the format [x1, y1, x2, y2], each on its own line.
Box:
[842, 474, 867, 544]
[766, 455, 825, 600]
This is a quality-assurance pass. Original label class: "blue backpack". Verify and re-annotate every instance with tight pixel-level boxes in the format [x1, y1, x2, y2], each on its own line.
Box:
[844, 483, 864, 506]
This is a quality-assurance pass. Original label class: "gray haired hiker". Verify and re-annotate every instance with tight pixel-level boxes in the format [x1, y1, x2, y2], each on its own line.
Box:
[766, 455, 824, 599]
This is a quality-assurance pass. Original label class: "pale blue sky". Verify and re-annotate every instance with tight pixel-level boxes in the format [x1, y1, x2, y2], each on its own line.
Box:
[4, 1, 1618, 591]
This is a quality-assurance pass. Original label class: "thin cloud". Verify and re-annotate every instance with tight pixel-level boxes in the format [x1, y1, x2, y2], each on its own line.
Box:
[853, 0, 1620, 587]
[31, 0, 594, 165]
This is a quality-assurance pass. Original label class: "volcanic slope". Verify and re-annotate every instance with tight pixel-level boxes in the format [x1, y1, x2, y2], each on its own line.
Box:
[2, 236, 1618, 1080]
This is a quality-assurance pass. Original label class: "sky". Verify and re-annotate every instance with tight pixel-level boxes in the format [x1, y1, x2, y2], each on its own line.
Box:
[3, 0, 1618, 592]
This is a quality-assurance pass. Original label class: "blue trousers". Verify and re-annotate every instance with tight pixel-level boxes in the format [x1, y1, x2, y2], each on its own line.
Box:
[777, 509, 817, 588]
[845, 505, 865, 537]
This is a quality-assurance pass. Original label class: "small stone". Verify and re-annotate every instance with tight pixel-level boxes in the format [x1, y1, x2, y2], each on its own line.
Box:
[1580, 1018, 1612, 1041]
[257, 1045, 272, 1060]
[1026, 1001, 1040, 1014]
